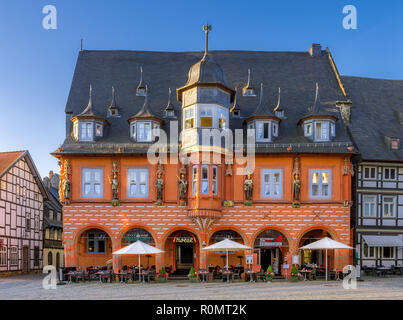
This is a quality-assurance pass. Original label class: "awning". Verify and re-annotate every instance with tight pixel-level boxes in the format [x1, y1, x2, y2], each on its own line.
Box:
[362, 235, 403, 247]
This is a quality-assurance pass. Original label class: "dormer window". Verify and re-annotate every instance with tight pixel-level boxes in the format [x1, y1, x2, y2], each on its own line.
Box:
[108, 108, 119, 117]
[391, 138, 400, 150]
[303, 119, 335, 142]
[233, 109, 240, 118]
[130, 120, 159, 142]
[243, 88, 255, 97]
[80, 122, 94, 141]
[273, 122, 278, 137]
[165, 110, 175, 118]
[95, 122, 103, 137]
[275, 110, 284, 118]
[257, 121, 270, 141]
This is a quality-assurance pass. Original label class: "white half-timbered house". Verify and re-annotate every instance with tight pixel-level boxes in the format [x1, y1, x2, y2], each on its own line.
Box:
[343, 77, 403, 269]
[0, 151, 48, 274]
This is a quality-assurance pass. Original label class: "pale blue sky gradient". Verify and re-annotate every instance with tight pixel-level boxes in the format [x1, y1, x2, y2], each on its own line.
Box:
[0, 0, 402, 177]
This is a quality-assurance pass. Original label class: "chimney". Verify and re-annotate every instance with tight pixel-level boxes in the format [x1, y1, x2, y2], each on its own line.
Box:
[309, 44, 322, 57]
[336, 100, 353, 125]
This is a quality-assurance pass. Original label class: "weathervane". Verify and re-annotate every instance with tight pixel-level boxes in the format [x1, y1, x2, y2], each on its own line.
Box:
[202, 23, 212, 54]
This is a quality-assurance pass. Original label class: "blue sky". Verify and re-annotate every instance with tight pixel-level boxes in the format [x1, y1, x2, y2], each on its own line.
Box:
[0, 0, 402, 178]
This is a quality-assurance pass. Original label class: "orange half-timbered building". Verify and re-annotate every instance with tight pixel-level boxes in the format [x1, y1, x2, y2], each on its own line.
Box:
[53, 29, 356, 278]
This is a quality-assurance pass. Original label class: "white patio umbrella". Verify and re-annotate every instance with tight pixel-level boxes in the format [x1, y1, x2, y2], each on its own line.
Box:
[113, 240, 164, 281]
[202, 238, 252, 270]
[299, 237, 353, 281]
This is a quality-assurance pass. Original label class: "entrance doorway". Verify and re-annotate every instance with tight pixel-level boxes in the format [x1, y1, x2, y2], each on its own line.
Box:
[175, 233, 194, 269]
[22, 246, 29, 273]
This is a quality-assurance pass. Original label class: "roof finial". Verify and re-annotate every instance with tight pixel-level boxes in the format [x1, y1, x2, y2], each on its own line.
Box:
[274, 88, 281, 111]
[80, 39, 83, 51]
[202, 23, 212, 55]
[313, 82, 320, 112]
[259, 83, 264, 105]
[88, 84, 93, 106]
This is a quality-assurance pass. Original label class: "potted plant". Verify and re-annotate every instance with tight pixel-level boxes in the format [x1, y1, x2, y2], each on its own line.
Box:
[290, 265, 299, 282]
[188, 267, 197, 283]
[158, 267, 168, 282]
[264, 265, 275, 283]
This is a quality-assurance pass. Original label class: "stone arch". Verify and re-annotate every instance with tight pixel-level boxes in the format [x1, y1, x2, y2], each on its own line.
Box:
[207, 226, 248, 245]
[73, 224, 115, 247]
[296, 224, 339, 248]
[160, 226, 201, 246]
[117, 224, 158, 247]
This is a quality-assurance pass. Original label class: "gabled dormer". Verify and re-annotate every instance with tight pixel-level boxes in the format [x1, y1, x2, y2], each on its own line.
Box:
[136, 66, 146, 97]
[107, 86, 120, 118]
[163, 88, 176, 119]
[71, 85, 108, 142]
[298, 83, 337, 142]
[245, 83, 281, 143]
[128, 87, 162, 142]
[242, 69, 256, 97]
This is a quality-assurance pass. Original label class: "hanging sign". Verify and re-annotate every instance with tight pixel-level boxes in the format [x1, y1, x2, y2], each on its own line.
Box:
[245, 254, 253, 265]
[292, 254, 300, 265]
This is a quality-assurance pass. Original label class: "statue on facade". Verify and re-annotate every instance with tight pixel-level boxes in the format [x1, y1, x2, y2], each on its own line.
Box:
[62, 175, 70, 201]
[155, 172, 164, 205]
[110, 161, 120, 206]
[178, 173, 188, 206]
[292, 173, 301, 208]
[244, 174, 253, 205]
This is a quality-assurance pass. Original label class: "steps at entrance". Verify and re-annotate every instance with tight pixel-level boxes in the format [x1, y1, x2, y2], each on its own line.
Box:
[168, 268, 190, 280]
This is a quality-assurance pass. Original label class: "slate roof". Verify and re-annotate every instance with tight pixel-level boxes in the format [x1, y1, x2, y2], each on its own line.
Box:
[342, 76, 403, 161]
[56, 49, 356, 155]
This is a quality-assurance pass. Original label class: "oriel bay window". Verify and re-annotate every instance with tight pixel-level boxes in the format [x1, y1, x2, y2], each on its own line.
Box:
[192, 165, 198, 195]
[309, 169, 331, 199]
[201, 165, 209, 194]
[184, 107, 195, 129]
[200, 106, 213, 127]
[256, 121, 270, 142]
[82, 168, 103, 198]
[192, 165, 219, 196]
[261, 169, 283, 199]
[127, 168, 148, 198]
[79, 122, 94, 141]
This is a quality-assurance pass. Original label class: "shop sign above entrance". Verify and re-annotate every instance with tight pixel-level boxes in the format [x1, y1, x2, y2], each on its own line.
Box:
[260, 238, 282, 247]
[175, 236, 194, 244]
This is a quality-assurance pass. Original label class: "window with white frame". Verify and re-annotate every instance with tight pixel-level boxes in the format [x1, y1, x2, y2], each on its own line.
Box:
[127, 168, 148, 198]
[79, 122, 93, 141]
[200, 106, 213, 128]
[261, 169, 283, 199]
[272, 123, 278, 137]
[363, 195, 377, 217]
[330, 122, 336, 137]
[362, 242, 376, 258]
[304, 122, 312, 136]
[212, 166, 218, 195]
[201, 165, 209, 194]
[218, 109, 227, 129]
[95, 122, 103, 137]
[314, 121, 329, 141]
[383, 196, 396, 218]
[10, 247, 18, 265]
[87, 232, 107, 254]
[383, 167, 397, 181]
[192, 165, 198, 195]
[136, 121, 152, 142]
[363, 166, 376, 180]
[0, 246, 6, 266]
[82, 168, 103, 198]
[256, 121, 270, 142]
[184, 107, 195, 129]
[382, 247, 395, 259]
[310, 169, 331, 199]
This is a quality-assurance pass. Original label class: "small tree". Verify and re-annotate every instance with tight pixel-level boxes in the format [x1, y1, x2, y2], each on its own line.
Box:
[159, 267, 167, 278]
[290, 265, 299, 282]
[264, 265, 274, 282]
[188, 267, 197, 278]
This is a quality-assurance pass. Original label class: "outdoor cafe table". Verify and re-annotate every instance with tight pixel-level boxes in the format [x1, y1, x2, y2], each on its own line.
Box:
[300, 270, 312, 281]
[199, 270, 209, 283]
[245, 270, 256, 282]
[222, 270, 233, 283]
[97, 270, 112, 283]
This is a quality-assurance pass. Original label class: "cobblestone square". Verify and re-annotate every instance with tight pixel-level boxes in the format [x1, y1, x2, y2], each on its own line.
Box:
[1, 275, 403, 300]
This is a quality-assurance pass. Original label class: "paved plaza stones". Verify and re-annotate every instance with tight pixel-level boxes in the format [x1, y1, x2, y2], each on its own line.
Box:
[1, 274, 403, 300]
